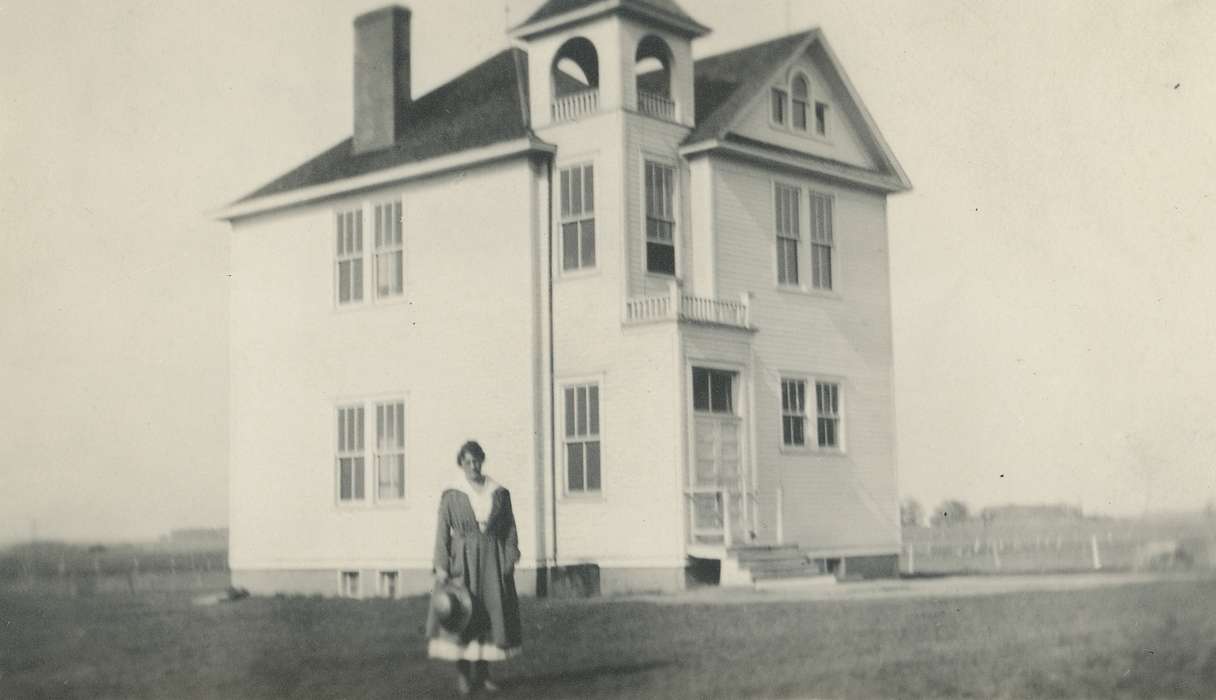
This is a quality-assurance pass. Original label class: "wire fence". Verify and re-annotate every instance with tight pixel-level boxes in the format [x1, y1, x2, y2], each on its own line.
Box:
[0, 547, 230, 595]
[901, 521, 1216, 575]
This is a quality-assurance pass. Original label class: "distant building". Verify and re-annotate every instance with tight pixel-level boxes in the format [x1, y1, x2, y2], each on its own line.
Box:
[216, 0, 911, 597]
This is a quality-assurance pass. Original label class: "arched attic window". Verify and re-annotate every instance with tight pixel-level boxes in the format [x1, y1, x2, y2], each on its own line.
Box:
[635, 35, 675, 120]
[552, 37, 599, 122]
[791, 73, 810, 131]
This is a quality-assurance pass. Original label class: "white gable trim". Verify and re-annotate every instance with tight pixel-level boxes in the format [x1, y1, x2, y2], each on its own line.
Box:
[680, 139, 908, 193]
[214, 137, 557, 222]
[692, 29, 912, 192]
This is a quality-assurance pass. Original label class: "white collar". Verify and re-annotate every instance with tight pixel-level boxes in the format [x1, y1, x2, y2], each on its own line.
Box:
[448, 475, 499, 498]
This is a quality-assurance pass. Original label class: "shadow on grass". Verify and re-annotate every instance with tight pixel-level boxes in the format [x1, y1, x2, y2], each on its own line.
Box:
[506, 659, 674, 689]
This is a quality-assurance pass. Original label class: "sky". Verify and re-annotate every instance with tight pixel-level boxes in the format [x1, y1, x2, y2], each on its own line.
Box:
[1, 0, 1214, 542]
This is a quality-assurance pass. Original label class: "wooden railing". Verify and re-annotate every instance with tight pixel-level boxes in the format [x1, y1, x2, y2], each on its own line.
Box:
[637, 90, 675, 120]
[551, 89, 599, 123]
[624, 281, 751, 329]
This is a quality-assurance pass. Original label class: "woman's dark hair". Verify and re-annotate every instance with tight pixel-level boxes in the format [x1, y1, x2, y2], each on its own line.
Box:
[456, 440, 486, 466]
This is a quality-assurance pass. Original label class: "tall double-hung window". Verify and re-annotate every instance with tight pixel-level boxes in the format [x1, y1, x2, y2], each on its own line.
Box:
[373, 201, 403, 298]
[781, 378, 807, 447]
[563, 383, 601, 493]
[810, 192, 834, 290]
[645, 161, 676, 275]
[791, 75, 810, 131]
[336, 399, 406, 503]
[815, 381, 842, 449]
[560, 164, 596, 271]
[336, 405, 365, 501]
[375, 401, 405, 500]
[775, 184, 800, 286]
[336, 209, 364, 305]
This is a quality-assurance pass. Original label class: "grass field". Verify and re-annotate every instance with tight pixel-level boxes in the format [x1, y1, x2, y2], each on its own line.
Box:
[3, 575, 1215, 699]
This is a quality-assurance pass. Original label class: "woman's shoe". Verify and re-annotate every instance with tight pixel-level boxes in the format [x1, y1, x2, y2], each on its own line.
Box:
[456, 674, 472, 696]
[481, 679, 501, 694]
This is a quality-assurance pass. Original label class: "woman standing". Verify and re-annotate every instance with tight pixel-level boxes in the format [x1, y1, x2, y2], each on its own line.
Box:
[426, 440, 523, 695]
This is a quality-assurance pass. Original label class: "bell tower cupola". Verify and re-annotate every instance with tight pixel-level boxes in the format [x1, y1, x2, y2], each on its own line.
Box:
[510, 0, 710, 130]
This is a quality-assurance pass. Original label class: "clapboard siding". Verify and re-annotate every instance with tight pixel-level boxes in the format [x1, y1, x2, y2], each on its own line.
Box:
[710, 156, 900, 553]
[555, 323, 685, 565]
[229, 158, 544, 573]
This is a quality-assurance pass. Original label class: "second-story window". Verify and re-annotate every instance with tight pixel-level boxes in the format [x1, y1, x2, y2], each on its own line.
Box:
[373, 200, 403, 298]
[560, 164, 595, 271]
[810, 192, 834, 290]
[645, 161, 676, 275]
[775, 184, 800, 286]
[336, 209, 363, 305]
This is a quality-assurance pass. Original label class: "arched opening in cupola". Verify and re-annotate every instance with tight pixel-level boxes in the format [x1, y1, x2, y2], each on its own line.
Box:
[551, 37, 600, 122]
[634, 35, 674, 119]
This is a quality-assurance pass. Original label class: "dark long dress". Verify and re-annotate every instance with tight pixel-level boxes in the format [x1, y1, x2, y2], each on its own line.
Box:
[426, 485, 523, 661]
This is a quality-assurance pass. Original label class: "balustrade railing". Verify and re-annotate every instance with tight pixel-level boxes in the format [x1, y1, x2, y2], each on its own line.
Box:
[637, 90, 675, 120]
[551, 89, 599, 123]
[624, 281, 750, 329]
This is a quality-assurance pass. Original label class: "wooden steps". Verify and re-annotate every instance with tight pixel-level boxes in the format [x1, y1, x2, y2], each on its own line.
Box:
[719, 544, 837, 587]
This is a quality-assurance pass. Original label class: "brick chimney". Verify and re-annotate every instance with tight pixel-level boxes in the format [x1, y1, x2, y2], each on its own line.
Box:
[353, 6, 411, 154]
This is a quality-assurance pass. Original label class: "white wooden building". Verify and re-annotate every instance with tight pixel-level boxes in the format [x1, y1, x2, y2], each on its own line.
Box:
[217, 0, 911, 597]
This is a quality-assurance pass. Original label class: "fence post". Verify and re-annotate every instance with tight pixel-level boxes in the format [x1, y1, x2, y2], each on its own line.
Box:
[907, 543, 915, 575]
[1090, 534, 1102, 570]
[992, 542, 1002, 570]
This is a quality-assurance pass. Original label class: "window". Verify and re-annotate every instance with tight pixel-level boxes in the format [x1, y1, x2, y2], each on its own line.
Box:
[781, 379, 807, 447]
[560, 164, 596, 271]
[336, 405, 365, 501]
[775, 184, 800, 286]
[340, 571, 360, 598]
[791, 76, 809, 131]
[692, 368, 734, 414]
[563, 383, 601, 493]
[336, 209, 364, 305]
[644, 161, 676, 275]
[379, 571, 398, 598]
[815, 381, 842, 449]
[810, 192, 834, 290]
[815, 101, 829, 136]
[771, 87, 787, 125]
[375, 401, 405, 501]
[373, 200, 403, 298]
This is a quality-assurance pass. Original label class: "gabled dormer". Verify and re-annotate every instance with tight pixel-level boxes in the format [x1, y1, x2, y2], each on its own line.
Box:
[511, 0, 710, 129]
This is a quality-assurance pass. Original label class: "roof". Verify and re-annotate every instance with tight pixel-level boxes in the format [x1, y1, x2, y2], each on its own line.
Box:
[235, 48, 530, 204]
[524, 0, 698, 26]
[687, 31, 813, 145]
[514, 0, 710, 39]
[233, 26, 907, 211]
